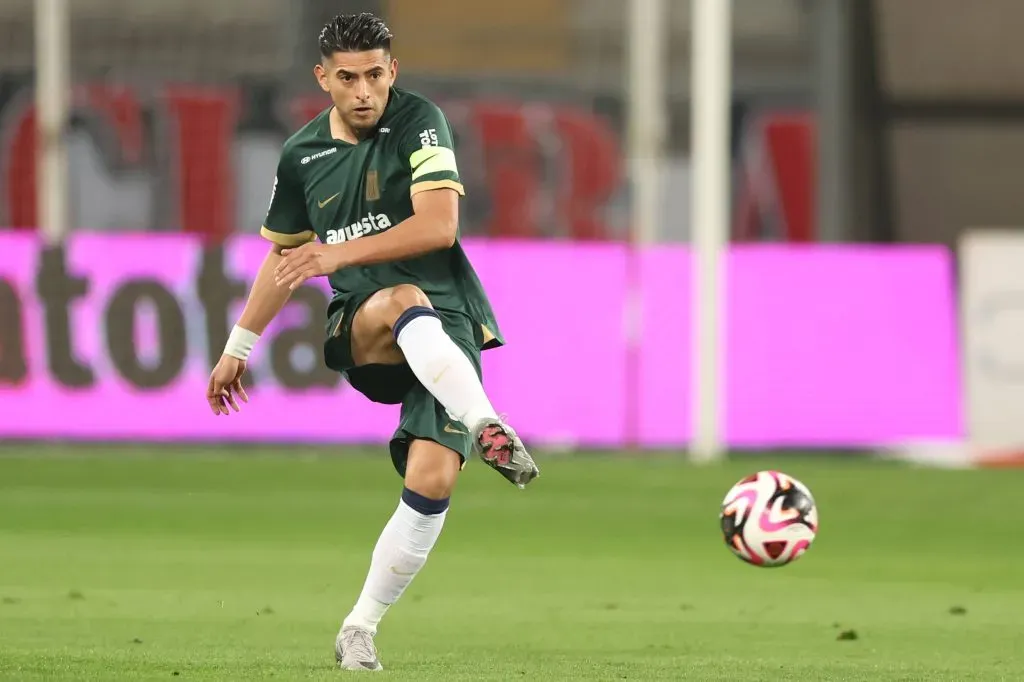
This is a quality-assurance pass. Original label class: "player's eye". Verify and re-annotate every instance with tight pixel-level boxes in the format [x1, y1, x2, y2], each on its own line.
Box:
[371, 72, 381, 80]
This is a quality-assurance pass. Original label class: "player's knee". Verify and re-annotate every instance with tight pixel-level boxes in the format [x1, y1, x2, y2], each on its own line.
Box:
[405, 441, 461, 500]
[405, 467, 458, 501]
[387, 285, 432, 318]
[381, 285, 435, 335]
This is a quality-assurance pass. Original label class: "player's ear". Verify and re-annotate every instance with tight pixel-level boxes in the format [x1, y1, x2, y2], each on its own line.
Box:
[389, 57, 399, 82]
[313, 63, 330, 93]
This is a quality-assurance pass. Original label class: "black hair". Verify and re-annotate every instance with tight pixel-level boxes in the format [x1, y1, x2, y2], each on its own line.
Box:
[318, 13, 393, 58]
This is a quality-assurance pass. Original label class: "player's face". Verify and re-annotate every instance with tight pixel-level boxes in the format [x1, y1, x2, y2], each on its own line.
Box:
[315, 49, 397, 134]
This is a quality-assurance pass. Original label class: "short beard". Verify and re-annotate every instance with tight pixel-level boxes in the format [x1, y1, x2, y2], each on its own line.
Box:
[348, 119, 378, 138]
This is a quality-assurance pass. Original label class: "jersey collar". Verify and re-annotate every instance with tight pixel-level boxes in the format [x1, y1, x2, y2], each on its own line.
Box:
[319, 87, 399, 144]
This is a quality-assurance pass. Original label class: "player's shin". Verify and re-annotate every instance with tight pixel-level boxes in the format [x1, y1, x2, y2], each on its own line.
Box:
[341, 488, 448, 635]
[393, 306, 497, 429]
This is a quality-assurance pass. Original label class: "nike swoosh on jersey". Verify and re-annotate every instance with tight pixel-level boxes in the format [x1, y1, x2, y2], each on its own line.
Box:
[318, 192, 340, 208]
[444, 423, 468, 435]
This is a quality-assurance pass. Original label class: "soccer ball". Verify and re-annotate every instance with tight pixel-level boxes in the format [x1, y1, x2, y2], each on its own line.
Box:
[719, 470, 819, 567]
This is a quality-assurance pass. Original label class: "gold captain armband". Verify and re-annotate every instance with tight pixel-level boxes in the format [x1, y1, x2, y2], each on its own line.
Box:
[409, 146, 458, 181]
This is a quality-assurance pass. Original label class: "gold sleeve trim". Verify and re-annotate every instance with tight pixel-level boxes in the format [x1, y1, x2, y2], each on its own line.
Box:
[410, 180, 465, 197]
[260, 226, 315, 247]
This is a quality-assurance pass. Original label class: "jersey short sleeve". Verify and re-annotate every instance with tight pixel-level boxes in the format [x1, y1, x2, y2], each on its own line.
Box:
[260, 151, 315, 247]
[399, 101, 465, 198]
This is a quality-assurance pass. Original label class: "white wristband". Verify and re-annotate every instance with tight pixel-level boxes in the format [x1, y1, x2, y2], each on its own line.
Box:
[224, 325, 260, 361]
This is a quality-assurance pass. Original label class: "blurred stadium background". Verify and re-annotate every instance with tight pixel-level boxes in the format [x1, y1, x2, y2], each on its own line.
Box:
[2, 1, 1024, 679]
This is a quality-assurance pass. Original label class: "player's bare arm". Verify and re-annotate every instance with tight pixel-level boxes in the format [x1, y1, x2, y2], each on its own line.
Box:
[273, 187, 459, 290]
[206, 243, 293, 415]
[236, 243, 294, 334]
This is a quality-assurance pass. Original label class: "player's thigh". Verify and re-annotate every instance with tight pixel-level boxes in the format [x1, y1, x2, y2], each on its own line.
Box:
[389, 380, 472, 481]
[350, 284, 434, 366]
[324, 292, 415, 404]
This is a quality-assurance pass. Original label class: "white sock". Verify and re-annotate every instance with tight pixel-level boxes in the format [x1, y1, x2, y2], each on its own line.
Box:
[341, 498, 447, 636]
[395, 312, 498, 429]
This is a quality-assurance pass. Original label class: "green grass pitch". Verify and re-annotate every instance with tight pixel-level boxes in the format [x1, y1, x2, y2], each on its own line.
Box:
[0, 445, 1022, 680]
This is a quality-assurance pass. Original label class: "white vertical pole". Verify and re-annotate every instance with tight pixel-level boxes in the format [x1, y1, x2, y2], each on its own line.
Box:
[624, 0, 667, 447]
[815, 0, 851, 242]
[628, 0, 667, 248]
[690, 0, 732, 462]
[35, 0, 71, 245]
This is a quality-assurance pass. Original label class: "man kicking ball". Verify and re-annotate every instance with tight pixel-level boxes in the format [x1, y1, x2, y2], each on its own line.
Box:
[204, 12, 540, 671]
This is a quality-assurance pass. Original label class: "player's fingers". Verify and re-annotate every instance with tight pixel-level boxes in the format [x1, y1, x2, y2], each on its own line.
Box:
[211, 388, 228, 415]
[274, 258, 304, 286]
[273, 257, 292, 277]
[209, 392, 227, 415]
[207, 378, 224, 415]
[274, 246, 308, 276]
[273, 260, 290, 281]
[219, 390, 232, 415]
[224, 386, 240, 413]
[273, 250, 294, 273]
[288, 266, 316, 290]
[277, 259, 311, 288]
[234, 379, 249, 404]
[214, 379, 234, 416]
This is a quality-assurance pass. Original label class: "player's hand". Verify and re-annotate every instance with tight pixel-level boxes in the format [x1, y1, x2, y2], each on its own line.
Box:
[275, 242, 345, 290]
[207, 354, 249, 415]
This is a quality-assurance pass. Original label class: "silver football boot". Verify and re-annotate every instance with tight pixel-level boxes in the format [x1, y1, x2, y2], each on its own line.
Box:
[335, 626, 383, 672]
[471, 417, 540, 489]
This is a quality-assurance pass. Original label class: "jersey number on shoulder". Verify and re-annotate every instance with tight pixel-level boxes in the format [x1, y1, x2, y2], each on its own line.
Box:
[418, 128, 438, 147]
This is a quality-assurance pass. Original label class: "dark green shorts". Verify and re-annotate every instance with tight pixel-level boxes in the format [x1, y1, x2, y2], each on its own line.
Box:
[323, 292, 484, 477]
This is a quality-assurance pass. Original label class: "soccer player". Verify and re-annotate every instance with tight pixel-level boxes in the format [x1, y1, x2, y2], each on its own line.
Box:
[203, 12, 540, 671]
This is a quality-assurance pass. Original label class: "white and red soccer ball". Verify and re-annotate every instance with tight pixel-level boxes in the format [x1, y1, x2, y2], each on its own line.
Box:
[719, 470, 819, 567]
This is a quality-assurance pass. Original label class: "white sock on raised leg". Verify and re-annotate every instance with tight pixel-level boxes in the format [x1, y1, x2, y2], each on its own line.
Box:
[394, 307, 498, 430]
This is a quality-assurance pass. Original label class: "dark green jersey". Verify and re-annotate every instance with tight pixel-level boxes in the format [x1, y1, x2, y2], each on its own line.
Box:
[261, 87, 503, 349]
